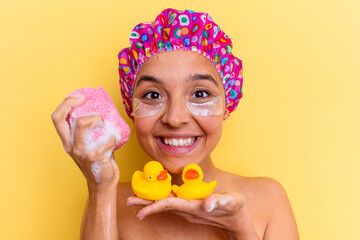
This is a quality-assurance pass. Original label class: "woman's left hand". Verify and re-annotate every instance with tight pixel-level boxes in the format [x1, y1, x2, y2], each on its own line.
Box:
[127, 192, 260, 240]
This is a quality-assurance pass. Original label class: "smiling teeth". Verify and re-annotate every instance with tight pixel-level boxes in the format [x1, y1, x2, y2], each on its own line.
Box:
[163, 137, 196, 147]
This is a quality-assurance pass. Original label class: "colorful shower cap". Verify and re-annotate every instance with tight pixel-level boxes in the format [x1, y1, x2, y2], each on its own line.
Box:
[118, 8, 243, 118]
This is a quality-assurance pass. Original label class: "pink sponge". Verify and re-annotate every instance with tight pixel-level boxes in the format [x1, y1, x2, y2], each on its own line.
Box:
[67, 87, 130, 152]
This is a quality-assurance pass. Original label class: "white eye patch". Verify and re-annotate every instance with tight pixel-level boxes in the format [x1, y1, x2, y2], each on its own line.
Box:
[132, 96, 223, 118]
[131, 98, 166, 118]
[186, 96, 223, 116]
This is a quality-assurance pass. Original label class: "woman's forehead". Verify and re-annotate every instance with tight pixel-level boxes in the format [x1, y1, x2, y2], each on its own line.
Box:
[135, 51, 222, 85]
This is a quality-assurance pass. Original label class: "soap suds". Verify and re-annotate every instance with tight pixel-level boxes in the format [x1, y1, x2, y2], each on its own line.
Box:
[84, 120, 122, 155]
[69, 113, 122, 184]
[206, 196, 234, 212]
[104, 146, 115, 159]
[219, 196, 233, 206]
[206, 199, 218, 212]
[91, 161, 102, 183]
[69, 114, 122, 159]
[69, 112, 102, 146]
[90, 159, 117, 184]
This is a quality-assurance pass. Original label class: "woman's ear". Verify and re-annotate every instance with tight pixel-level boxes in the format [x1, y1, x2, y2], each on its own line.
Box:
[223, 109, 229, 121]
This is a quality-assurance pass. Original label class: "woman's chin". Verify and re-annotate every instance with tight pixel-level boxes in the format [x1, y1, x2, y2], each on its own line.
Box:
[168, 168, 183, 175]
[159, 161, 187, 175]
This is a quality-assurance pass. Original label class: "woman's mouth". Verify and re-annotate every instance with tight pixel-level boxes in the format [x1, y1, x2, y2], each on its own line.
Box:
[160, 137, 197, 147]
[156, 136, 201, 154]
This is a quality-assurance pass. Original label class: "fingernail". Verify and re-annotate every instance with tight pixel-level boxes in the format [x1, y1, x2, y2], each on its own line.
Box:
[137, 213, 144, 220]
[126, 198, 133, 206]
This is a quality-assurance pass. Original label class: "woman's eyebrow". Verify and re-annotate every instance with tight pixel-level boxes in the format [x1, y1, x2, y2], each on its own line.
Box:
[188, 74, 219, 86]
[136, 74, 219, 87]
[135, 75, 161, 87]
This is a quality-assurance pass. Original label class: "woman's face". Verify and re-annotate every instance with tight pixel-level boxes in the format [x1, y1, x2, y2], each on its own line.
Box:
[133, 51, 227, 174]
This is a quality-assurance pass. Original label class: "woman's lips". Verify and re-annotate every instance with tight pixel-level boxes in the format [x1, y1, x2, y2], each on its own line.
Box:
[155, 136, 201, 154]
[161, 137, 196, 147]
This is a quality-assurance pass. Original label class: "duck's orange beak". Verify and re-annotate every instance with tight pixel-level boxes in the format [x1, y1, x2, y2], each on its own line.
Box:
[184, 169, 199, 180]
[157, 170, 168, 180]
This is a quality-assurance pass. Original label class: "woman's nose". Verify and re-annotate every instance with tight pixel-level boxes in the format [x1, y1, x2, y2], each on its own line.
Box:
[161, 99, 191, 127]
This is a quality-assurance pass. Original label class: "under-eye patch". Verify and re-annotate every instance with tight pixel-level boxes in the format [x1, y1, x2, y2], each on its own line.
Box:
[132, 96, 223, 118]
[131, 98, 166, 118]
[187, 96, 223, 116]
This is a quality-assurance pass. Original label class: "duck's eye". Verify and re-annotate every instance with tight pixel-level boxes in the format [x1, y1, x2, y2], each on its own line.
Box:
[149, 175, 152, 179]
[144, 91, 162, 100]
[192, 90, 210, 98]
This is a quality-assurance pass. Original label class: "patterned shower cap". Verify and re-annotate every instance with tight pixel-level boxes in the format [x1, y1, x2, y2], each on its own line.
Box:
[118, 8, 243, 118]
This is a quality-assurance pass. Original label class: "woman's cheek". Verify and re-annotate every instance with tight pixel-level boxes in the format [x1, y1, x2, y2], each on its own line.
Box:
[198, 116, 224, 148]
[134, 117, 160, 157]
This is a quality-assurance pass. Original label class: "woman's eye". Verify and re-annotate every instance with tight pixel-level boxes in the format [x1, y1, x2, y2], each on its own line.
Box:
[192, 90, 210, 98]
[144, 91, 162, 100]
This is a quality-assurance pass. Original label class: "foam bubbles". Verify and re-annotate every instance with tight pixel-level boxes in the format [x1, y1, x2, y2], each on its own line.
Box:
[91, 161, 101, 183]
[219, 196, 233, 206]
[85, 120, 122, 155]
[69, 113, 122, 159]
[206, 198, 218, 212]
[205, 196, 233, 212]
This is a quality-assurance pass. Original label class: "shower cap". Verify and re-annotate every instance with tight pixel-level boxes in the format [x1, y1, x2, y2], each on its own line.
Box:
[118, 8, 243, 118]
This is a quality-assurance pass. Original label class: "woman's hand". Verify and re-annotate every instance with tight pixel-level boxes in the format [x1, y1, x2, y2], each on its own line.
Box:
[127, 192, 260, 240]
[51, 95, 120, 192]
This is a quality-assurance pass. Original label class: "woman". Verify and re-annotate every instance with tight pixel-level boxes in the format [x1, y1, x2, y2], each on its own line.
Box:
[52, 8, 299, 239]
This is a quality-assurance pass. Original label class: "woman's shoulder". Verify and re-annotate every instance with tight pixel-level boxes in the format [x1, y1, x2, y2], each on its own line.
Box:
[243, 176, 287, 197]
[231, 174, 299, 238]
[220, 170, 297, 235]
[241, 176, 290, 209]
[220, 170, 287, 198]
[219, 171, 291, 216]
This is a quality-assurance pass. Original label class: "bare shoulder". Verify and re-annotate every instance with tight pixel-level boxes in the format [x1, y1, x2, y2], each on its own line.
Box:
[227, 175, 290, 215]
[250, 177, 299, 239]
[241, 177, 294, 218]
[243, 176, 289, 201]
[218, 172, 299, 239]
[219, 171, 287, 201]
[228, 173, 295, 214]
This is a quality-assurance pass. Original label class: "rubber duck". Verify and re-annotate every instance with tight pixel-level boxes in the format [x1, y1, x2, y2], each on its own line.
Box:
[172, 163, 217, 200]
[131, 161, 172, 200]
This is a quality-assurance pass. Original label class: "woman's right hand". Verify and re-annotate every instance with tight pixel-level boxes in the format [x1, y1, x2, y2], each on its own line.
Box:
[51, 95, 120, 192]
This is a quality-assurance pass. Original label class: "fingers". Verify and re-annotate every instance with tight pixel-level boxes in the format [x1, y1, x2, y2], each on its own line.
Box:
[72, 114, 104, 157]
[86, 135, 116, 162]
[128, 192, 246, 225]
[128, 193, 249, 236]
[51, 95, 86, 152]
[136, 197, 201, 220]
[127, 196, 154, 206]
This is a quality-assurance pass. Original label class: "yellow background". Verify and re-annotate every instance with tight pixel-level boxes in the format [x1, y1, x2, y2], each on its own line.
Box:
[1, 0, 359, 239]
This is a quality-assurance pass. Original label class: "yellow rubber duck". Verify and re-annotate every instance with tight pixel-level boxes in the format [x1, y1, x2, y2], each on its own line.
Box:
[172, 163, 217, 200]
[131, 161, 172, 200]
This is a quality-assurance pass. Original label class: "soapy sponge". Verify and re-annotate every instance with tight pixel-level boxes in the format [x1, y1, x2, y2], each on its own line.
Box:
[66, 87, 130, 153]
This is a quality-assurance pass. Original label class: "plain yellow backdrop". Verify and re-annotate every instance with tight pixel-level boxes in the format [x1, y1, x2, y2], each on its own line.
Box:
[0, 0, 359, 239]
